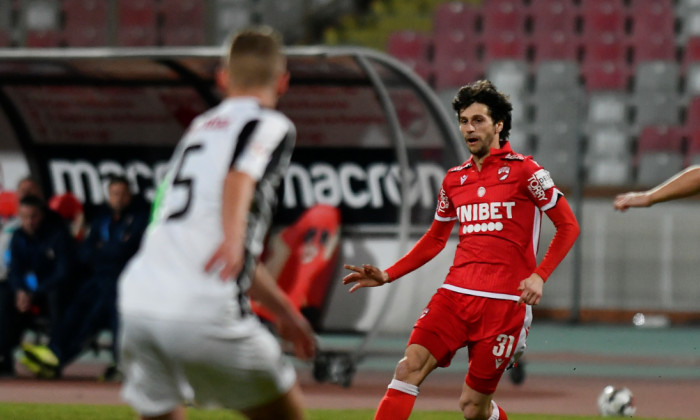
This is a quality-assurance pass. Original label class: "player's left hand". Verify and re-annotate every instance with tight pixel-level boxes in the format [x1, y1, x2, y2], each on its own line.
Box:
[517, 273, 544, 306]
[276, 312, 316, 361]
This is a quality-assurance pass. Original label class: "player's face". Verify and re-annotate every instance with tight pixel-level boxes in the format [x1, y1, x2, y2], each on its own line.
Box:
[458, 102, 502, 159]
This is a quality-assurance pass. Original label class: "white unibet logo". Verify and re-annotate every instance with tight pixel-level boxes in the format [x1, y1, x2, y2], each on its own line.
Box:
[456, 202, 515, 234]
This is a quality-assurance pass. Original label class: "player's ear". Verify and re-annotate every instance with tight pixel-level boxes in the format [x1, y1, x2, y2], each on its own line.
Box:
[276, 70, 290, 97]
[495, 121, 503, 133]
[215, 66, 229, 95]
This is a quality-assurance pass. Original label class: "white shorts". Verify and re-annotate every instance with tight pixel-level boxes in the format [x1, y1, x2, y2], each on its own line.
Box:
[119, 314, 296, 417]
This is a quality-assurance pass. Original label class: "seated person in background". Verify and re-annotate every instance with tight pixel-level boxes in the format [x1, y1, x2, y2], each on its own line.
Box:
[0, 178, 44, 376]
[22, 176, 149, 380]
[0, 194, 79, 378]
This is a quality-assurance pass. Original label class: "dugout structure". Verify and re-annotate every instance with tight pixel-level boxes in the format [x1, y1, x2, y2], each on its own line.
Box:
[0, 46, 466, 338]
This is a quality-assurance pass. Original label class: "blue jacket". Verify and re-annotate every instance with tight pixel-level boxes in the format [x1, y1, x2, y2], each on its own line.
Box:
[80, 200, 149, 280]
[8, 214, 78, 294]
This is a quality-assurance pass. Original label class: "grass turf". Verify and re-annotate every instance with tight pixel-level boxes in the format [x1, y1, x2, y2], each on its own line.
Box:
[0, 403, 687, 420]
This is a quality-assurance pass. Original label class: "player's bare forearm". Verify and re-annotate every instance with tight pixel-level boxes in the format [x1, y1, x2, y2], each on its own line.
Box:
[342, 264, 390, 293]
[205, 170, 256, 280]
[249, 264, 316, 360]
[614, 165, 700, 211]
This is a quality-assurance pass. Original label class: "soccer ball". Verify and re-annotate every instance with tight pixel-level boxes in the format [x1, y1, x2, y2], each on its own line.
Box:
[597, 385, 636, 417]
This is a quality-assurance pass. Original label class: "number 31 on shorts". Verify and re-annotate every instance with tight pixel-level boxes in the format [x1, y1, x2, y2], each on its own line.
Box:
[492, 334, 515, 358]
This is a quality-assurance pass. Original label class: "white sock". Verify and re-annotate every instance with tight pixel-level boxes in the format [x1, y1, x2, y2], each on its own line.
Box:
[387, 379, 419, 396]
[487, 400, 500, 420]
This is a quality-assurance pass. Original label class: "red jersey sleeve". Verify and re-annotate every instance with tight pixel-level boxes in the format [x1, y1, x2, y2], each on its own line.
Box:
[385, 218, 455, 282]
[534, 196, 580, 281]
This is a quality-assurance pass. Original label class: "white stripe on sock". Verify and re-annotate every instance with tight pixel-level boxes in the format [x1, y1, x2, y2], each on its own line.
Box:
[488, 400, 500, 420]
[387, 379, 419, 396]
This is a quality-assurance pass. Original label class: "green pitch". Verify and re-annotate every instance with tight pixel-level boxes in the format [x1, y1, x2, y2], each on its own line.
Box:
[0, 403, 686, 420]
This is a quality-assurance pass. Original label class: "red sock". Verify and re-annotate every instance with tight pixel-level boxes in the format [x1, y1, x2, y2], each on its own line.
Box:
[374, 380, 418, 420]
[490, 401, 508, 420]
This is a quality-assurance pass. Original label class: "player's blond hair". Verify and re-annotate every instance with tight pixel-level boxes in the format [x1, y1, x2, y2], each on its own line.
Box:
[224, 26, 285, 88]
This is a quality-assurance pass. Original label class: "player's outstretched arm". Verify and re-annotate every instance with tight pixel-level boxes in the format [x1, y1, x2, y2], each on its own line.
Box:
[205, 170, 256, 280]
[614, 165, 700, 211]
[342, 264, 390, 293]
[248, 264, 316, 361]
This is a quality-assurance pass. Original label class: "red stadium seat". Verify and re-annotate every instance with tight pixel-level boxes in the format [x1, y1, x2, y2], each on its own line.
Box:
[63, 0, 108, 46]
[628, 0, 675, 38]
[528, 0, 578, 34]
[683, 96, 700, 135]
[531, 30, 580, 63]
[628, 32, 676, 65]
[581, 61, 628, 91]
[432, 29, 480, 78]
[0, 30, 10, 47]
[686, 131, 700, 165]
[682, 36, 700, 70]
[387, 31, 433, 82]
[433, 57, 483, 90]
[579, 0, 627, 38]
[637, 125, 684, 154]
[481, 0, 527, 34]
[25, 30, 62, 47]
[160, 0, 206, 46]
[433, 1, 480, 36]
[482, 31, 528, 64]
[387, 30, 431, 61]
[581, 32, 628, 68]
[117, 0, 158, 46]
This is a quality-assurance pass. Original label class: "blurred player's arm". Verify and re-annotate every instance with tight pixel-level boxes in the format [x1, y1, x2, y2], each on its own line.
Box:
[205, 170, 255, 280]
[248, 264, 316, 360]
[614, 165, 700, 211]
[343, 218, 455, 293]
[518, 197, 579, 306]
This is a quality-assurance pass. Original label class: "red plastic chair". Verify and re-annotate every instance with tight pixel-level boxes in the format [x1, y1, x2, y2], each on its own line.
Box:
[160, 0, 206, 46]
[63, 0, 108, 46]
[637, 125, 684, 154]
[628, 32, 676, 65]
[25, 30, 62, 47]
[481, 0, 527, 34]
[531, 30, 580, 63]
[579, 0, 627, 38]
[117, 0, 158, 46]
[528, 0, 578, 34]
[581, 32, 628, 67]
[582, 61, 629, 91]
[433, 1, 480, 36]
[482, 31, 528, 65]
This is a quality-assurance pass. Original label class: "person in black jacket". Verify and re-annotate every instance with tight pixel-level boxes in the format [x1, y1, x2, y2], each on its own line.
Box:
[0, 194, 78, 377]
[22, 176, 149, 380]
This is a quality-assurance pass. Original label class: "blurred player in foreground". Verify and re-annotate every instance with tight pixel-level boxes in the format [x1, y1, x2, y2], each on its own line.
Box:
[118, 27, 315, 420]
[614, 165, 700, 211]
[344, 80, 580, 420]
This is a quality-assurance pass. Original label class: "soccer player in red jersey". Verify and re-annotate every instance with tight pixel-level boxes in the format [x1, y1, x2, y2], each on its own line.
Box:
[343, 80, 580, 420]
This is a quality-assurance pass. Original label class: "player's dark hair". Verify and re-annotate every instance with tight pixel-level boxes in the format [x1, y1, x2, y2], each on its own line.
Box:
[452, 80, 513, 141]
[108, 175, 129, 188]
[19, 194, 46, 211]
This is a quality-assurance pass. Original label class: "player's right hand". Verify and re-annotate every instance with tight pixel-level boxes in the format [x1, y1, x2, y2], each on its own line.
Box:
[613, 192, 652, 212]
[342, 264, 390, 293]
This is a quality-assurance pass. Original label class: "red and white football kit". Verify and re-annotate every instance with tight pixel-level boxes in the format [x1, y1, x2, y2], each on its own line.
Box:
[385, 142, 579, 394]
